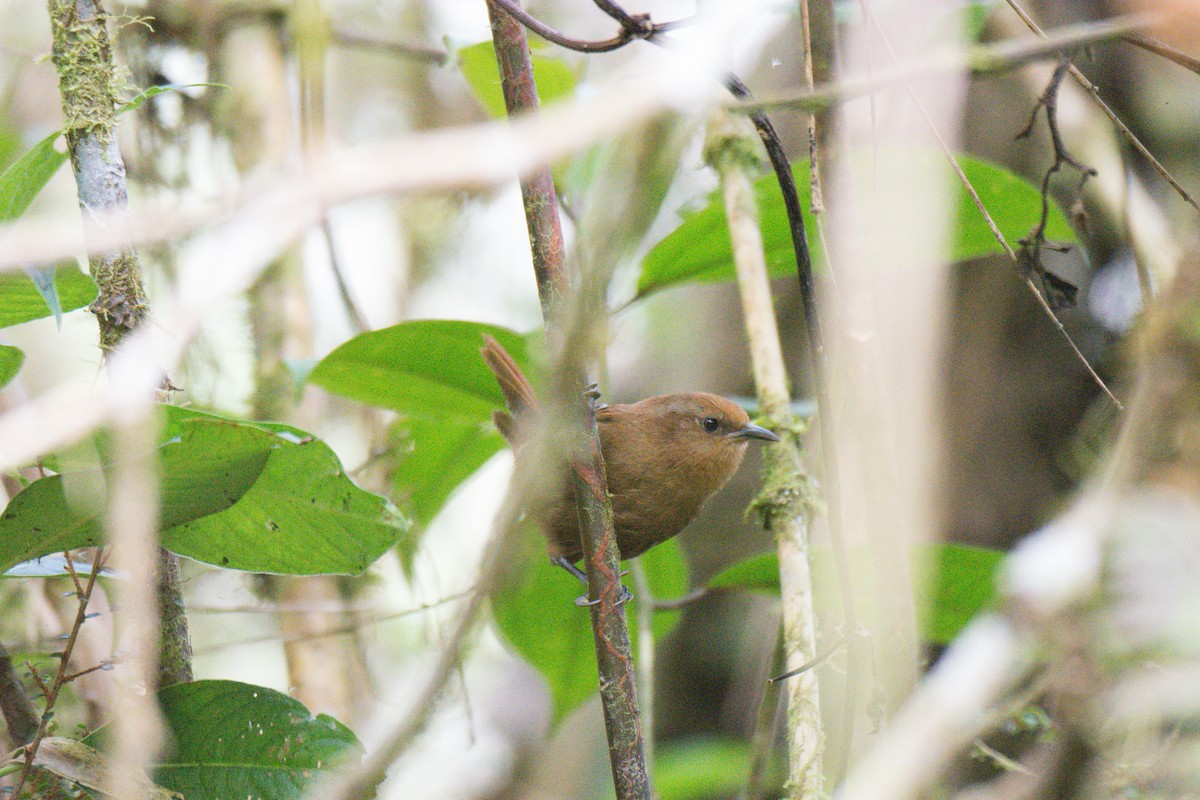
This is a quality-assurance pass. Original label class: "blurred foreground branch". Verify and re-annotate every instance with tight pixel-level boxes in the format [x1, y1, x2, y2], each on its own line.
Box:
[840, 251, 1200, 798]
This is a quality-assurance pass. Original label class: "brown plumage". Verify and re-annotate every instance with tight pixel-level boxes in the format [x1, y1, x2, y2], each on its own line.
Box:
[480, 335, 779, 571]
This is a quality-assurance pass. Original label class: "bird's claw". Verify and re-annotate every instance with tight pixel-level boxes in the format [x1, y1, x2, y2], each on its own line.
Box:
[574, 585, 634, 607]
[582, 383, 602, 401]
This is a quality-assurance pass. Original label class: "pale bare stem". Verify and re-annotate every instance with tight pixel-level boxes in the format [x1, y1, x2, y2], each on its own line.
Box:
[837, 617, 1033, 800]
[745, 16, 1148, 113]
[630, 559, 656, 773]
[799, 0, 824, 215]
[101, 372, 165, 800]
[708, 110, 824, 800]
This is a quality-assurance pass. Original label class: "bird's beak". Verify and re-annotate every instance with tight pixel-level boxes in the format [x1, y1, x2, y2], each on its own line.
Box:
[729, 423, 780, 443]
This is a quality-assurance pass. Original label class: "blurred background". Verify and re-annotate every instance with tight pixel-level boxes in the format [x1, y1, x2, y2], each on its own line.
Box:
[1, 0, 1198, 798]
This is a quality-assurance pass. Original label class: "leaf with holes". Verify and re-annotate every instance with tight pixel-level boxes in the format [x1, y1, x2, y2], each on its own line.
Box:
[0, 407, 409, 576]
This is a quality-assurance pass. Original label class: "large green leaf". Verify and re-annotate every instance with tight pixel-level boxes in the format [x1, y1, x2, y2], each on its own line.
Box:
[166, 433, 406, 574]
[706, 542, 1005, 645]
[458, 41, 578, 118]
[0, 263, 97, 328]
[0, 344, 23, 390]
[491, 530, 688, 722]
[309, 319, 533, 423]
[0, 406, 409, 576]
[637, 150, 1079, 297]
[81, 680, 363, 800]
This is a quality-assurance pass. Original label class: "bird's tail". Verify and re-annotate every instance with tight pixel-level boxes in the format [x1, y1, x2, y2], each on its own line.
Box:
[480, 335, 539, 443]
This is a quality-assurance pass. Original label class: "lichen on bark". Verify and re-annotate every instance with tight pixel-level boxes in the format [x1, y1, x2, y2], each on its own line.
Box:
[48, 0, 149, 352]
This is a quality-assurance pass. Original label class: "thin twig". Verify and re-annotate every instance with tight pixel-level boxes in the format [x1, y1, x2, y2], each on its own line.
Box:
[486, 0, 686, 54]
[862, 10, 1123, 410]
[1119, 31, 1200, 75]
[1015, 59, 1096, 311]
[742, 16, 1148, 113]
[10, 550, 107, 798]
[1004, 0, 1200, 216]
[769, 634, 846, 683]
[330, 26, 447, 64]
[321, 217, 370, 333]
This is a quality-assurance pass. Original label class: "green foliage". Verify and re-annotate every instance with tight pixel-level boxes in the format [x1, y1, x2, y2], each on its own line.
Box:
[154, 681, 364, 799]
[0, 343, 23, 389]
[920, 542, 1005, 644]
[118, 82, 227, 115]
[310, 319, 534, 567]
[637, 150, 1080, 297]
[457, 41, 578, 118]
[388, 415, 505, 563]
[0, 406, 409, 576]
[0, 130, 68, 224]
[706, 551, 780, 593]
[491, 529, 688, 722]
[80, 680, 365, 800]
[309, 319, 533, 421]
[707, 542, 1005, 645]
[0, 129, 96, 327]
[654, 737, 773, 800]
[0, 264, 96, 329]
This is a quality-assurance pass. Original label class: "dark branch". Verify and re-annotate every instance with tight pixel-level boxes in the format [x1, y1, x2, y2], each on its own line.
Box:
[488, 0, 688, 54]
[1016, 59, 1096, 311]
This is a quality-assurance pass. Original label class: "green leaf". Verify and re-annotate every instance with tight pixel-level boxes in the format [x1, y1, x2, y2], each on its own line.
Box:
[0, 263, 97, 328]
[0, 406, 410, 576]
[918, 542, 1004, 645]
[637, 150, 1080, 298]
[118, 82, 228, 115]
[0, 130, 68, 224]
[0, 344, 23, 390]
[388, 415, 505, 575]
[706, 551, 780, 593]
[166, 432, 408, 575]
[705, 542, 1004, 645]
[491, 531, 688, 723]
[458, 41, 577, 118]
[87, 680, 363, 800]
[655, 737, 759, 800]
[310, 319, 534, 423]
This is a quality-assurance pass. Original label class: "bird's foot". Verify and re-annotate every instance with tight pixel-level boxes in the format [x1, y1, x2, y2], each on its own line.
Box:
[553, 556, 634, 607]
[582, 382, 602, 401]
[574, 584, 634, 607]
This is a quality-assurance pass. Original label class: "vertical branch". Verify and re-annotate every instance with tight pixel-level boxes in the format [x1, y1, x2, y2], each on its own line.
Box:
[0, 641, 38, 745]
[486, 1, 569, 314]
[9, 553, 110, 798]
[485, 3, 650, 799]
[47, 0, 192, 692]
[707, 111, 824, 800]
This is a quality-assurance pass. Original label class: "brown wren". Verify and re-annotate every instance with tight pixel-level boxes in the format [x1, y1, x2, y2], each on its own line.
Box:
[480, 335, 779, 589]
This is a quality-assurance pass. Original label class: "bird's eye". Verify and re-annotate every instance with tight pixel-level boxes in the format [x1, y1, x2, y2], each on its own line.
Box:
[702, 417, 720, 433]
